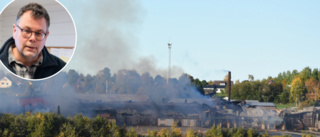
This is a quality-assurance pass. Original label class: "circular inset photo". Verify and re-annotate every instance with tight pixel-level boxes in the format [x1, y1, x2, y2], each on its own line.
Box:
[0, 0, 76, 80]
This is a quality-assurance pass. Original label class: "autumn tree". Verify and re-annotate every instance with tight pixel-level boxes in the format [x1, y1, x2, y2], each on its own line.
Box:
[305, 77, 320, 101]
[290, 77, 306, 106]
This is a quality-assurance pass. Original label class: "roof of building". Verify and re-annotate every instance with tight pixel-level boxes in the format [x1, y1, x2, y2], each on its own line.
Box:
[169, 98, 213, 106]
[0, 76, 11, 82]
[76, 94, 149, 103]
[203, 85, 226, 89]
[247, 102, 276, 107]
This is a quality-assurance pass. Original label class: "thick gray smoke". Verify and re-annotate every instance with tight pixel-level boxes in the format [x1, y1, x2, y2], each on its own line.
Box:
[65, 0, 183, 78]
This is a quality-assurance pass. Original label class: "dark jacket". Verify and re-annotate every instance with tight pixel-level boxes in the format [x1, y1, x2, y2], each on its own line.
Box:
[0, 37, 66, 79]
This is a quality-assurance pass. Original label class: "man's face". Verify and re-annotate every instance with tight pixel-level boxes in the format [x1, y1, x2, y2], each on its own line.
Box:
[13, 10, 49, 60]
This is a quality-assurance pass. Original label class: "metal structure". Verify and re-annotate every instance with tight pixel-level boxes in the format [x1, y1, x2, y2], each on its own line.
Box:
[228, 71, 231, 102]
[167, 43, 172, 85]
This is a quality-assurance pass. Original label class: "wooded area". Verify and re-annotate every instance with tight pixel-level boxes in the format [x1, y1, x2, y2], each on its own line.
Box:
[229, 67, 320, 106]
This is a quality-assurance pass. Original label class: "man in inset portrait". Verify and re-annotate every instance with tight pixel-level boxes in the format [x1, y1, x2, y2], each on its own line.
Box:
[0, 3, 65, 79]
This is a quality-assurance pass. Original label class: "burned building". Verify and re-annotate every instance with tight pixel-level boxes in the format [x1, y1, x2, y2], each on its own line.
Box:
[16, 92, 320, 132]
[279, 107, 320, 131]
[74, 94, 284, 130]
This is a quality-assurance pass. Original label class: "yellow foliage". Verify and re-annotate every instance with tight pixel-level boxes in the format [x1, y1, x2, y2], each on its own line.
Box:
[36, 113, 41, 119]
[159, 128, 169, 137]
[290, 77, 305, 105]
[36, 113, 45, 121]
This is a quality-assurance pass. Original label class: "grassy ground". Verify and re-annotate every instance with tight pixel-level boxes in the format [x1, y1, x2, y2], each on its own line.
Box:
[275, 103, 296, 109]
[215, 93, 227, 98]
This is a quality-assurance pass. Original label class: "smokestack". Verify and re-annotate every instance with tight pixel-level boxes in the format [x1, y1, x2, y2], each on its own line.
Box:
[57, 105, 60, 115]
[228, 71, 231, 102]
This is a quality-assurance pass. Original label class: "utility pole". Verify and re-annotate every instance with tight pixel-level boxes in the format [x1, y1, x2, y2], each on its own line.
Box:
[167, 43, 172, 85]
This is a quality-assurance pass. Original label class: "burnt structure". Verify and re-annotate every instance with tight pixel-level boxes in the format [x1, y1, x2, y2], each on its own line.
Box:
[15, 93, 320, 131]
[279, 107, 320, 131]
[74, 95, 283, 130]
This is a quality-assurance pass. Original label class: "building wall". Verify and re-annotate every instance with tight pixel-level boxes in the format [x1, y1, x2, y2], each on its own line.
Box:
[182, 119, 197, 127]
[158, 118, 174, 126]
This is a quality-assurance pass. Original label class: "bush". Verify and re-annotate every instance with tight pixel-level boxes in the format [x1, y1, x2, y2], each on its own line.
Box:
[147, 129, 158, 137]
[58, 123, 76, 137]
[159, 128, 169, 137]
[298, 100, 315, 109]
[126, 127, 138, 137]
[0, 113, 136, 137]
[186, 129, 202, 137]
[205, 126, 222, 137]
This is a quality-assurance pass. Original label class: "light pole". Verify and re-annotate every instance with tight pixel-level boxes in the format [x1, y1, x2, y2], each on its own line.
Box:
[167, 43, 172, 85]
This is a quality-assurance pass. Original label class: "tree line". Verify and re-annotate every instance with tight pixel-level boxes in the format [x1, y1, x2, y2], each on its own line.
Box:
[174, 66, 320, 106]
[1, 68, 206, 102]
[230, 67, 320, 106]
[2, 66, 319, 105]
[0, 112, 310, 137]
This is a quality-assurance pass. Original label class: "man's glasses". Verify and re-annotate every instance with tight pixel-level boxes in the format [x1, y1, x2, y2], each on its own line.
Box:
[15, 24, 47, 41]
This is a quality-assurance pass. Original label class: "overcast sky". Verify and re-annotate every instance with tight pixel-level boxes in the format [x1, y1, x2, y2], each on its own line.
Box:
[1, 0, 319, 82]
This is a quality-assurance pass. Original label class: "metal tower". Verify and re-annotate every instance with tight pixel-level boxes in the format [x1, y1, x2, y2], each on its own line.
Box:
[167, 43, 172, 84]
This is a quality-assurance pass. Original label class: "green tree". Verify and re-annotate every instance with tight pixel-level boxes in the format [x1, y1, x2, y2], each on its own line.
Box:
[73, 114, 90, 137]
[279, 90, 290, 104]
[205, 126, 222, 137]
[300, 67, 312, 82]
[232, 128, 244, 137]
[159, 128, 169, 137]
[238, 81, 253, 100]
[247, 128, 254, 137]
[263, 130, 269, 137]
[231, 84, 240, 99]
[84, 74, 95, 93]
[90, 115, 111, 136]
[311, 68, 319, 80]
[126, 127, 138, 137]
[147, 129, 158, 137]
[263, 82, 283, 103]
[191, 78, 205, 95]
[112, 70, 141, 94]
[58, 123, 76, 137]
[248, 75, 254, 81]
[67, 69, 79, 85]
[170, 122, 182, 137]
[186, 129, 198, 137]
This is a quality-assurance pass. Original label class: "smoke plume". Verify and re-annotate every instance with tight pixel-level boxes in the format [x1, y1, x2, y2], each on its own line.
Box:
[65, 0, 183, 78]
